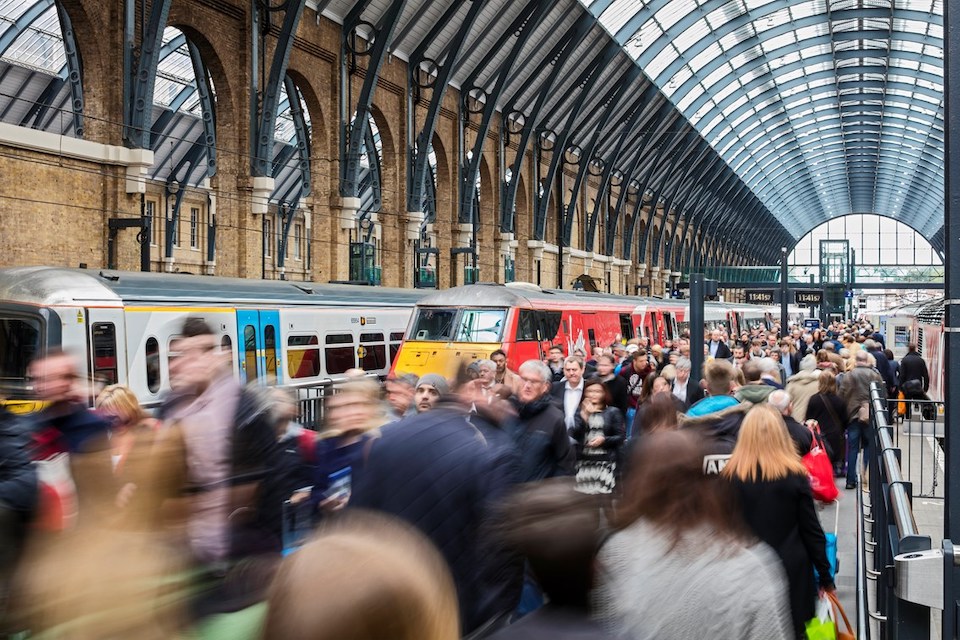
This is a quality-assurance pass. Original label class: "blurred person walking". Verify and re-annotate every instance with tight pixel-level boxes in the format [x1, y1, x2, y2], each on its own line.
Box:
[594, 431, 792, 639]
[722, 404, 835, 639]
[571, 378, 624, 495]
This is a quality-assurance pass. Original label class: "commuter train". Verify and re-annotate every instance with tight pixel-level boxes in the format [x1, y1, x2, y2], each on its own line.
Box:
[391, 282, 777, 378]
[0, 267, 425, 411]
[865, 297, 945, 402]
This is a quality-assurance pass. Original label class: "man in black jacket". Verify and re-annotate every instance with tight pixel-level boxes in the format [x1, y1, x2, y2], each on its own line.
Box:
[514, 360, 576, 483]
[706, 329, 732, 361]
[898, 343, 931, 419]
[351, 376, 522, 636]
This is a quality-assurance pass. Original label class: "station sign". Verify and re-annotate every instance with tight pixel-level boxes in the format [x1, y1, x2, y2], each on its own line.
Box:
[745, 290, 776, 305]
[795, 290, 823, 306]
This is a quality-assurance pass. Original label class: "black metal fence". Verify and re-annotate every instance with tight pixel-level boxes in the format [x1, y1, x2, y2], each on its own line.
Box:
[858, 381, 940, 639]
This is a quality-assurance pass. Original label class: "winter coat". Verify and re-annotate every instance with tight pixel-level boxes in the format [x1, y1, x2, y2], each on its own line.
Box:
[678, 401, 752, 474]
[509, 395, 576, 482]
[0, 408, 37, 517]
[898, 352, 930, 392]
[594, 519, 792, 640]
[840, 365, 883, 423]
[785, 369, 821, 422]
[735, 384, 775, 404]
[351, 405, 521, 635]
[729, 473, 834, 637]
[805, 392, 847, 465]
[571, 406, 624, 463]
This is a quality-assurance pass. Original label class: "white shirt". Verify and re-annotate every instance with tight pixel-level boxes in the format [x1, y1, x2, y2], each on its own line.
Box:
[563, 379, 584, 429]
[672, 379, 688, 404]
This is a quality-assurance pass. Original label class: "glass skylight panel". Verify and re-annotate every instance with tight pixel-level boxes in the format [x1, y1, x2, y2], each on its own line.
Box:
[675, 18, 713, 51]
[647, 44, 679, 82]
[790, 1, 823, 21]
[689, 41, 723, 73]
[703, 63, 735, 92]
[599, 0, 642, 36]
[654, 0, 696, 34]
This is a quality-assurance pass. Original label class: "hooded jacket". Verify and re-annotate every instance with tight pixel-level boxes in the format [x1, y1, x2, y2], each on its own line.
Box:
[785, 369, 821, 422]
[678, 401, 752, 474]
[735, 384, 775, 404]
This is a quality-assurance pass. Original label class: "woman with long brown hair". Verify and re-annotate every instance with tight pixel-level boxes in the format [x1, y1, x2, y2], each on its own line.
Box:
[593, 431, 792, 639]
[571, 377, 624, 494]
[722, 404, 835, 639]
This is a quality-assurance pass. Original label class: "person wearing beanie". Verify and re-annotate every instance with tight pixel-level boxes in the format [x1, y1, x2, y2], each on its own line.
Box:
[415, 374, 449, 413]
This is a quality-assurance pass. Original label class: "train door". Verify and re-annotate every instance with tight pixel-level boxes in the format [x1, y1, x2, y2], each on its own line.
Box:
[86, 308, 127, 391]
[236, 309, 281, 385]
[662, 312, 677, 343]
[649, 312, 661, 345]
[619, 314, 633, 343]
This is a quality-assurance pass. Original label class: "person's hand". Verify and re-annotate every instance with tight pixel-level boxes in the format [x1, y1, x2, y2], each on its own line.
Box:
[587, 435, 605, 448]
[115, 482, 137, 509]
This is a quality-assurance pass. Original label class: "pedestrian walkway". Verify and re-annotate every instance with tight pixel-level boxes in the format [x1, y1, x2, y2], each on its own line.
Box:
[829, 480, 858, 632]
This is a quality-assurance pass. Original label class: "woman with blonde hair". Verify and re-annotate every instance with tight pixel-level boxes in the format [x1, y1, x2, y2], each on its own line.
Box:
[723, 404, 835, 639]
[95, 384, 160, 511]
[264, 510, 459, 640]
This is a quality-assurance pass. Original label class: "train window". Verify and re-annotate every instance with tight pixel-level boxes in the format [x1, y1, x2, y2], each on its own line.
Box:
[587, 329, 597, 350]
[264, 325, 278, 379]
[360, 332, 386, 371]
[894, 327, 909, 350]
[244, 325, 258, 382]
[91, 323, 118, 386]
[325, 334, 356, 375]
[0, 316, 41, 394]
[145, 337, 160, 394]
[390, 332, 404, 364]
[516, 310, 537, 341]
[619, 314, 633, 341]
[287, 335, 321, 379]
[663, 313, 675, 340]
[411, 308, 456, 341]
[221, 334, 232, 353]
[454, 309, 506, 343]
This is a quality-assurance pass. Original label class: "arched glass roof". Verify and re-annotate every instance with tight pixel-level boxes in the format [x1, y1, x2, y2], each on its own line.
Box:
[582, 0, 944, 242]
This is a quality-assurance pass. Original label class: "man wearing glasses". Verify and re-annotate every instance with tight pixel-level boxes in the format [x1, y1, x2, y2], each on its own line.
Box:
[510, 360, 575, 483]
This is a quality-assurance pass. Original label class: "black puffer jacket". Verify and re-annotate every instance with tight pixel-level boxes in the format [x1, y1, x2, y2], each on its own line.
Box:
[509, 396, 576, 483]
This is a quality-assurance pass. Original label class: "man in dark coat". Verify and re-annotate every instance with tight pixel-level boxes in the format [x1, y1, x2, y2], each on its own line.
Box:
[351, 379, 522, 636]
[768, 390, 813, 456]
[706, 329, 733, 361]
[0, 407, 37, 617]
[513, 360, 576, 483]
[898, 343, 931, 419]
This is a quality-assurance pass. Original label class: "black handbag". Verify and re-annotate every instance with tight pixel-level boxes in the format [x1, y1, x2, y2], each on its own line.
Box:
[902, 379, 923, 394]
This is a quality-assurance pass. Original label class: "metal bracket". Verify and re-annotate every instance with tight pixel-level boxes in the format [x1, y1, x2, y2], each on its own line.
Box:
[895, 549, 944, 609]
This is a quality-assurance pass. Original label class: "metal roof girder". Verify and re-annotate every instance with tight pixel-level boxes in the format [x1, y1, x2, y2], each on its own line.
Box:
[407, 0, 490, 213]
[459, 0, 552, 225]
[562, 64, 644, 244]
[459, 0, 543, 91]
[340, 0, 404, 195]
[500, 17, 595, 234]
[531, 42, 623, 236]
[188, 40, 216, 179]
[673, 162, 734, 270]
[125, 0, 171, 147]
[661, 142, 717, 268]
[636, 128, 697, 266]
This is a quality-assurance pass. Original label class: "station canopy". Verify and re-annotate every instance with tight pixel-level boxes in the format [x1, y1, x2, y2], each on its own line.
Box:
[582, 0, 944, 245]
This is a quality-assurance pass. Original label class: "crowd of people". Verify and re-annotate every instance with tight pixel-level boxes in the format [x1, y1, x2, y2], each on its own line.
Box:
[0, 314, 931, 638]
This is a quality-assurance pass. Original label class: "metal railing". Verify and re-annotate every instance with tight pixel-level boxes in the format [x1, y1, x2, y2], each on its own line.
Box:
[859, 381, 938, 639]
[884, 396, 944, 499]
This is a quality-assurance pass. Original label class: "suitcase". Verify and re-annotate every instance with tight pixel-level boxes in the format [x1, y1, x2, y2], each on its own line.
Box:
[815, 501, 840, 581]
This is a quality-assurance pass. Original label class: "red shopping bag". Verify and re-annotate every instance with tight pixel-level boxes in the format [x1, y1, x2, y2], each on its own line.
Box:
[804, 420, 839, 503]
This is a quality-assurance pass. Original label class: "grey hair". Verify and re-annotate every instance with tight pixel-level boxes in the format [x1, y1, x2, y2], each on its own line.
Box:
[863, 339, 877, 351]
[768, 389, 791, 414]
[855, 350, 870, 364]
[519, 359, 553, 384]
[475, 359, 496, 372]
[757, 358, 779, 374]
[675, 357, 692, 371]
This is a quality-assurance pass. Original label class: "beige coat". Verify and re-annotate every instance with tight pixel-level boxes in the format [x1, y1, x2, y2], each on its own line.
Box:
[786, 369, 821, 422]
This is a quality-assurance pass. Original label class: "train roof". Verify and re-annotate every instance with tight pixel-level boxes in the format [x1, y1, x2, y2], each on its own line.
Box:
[413, 282, 663, 309]
[916, 297, 945, 325]
[0, 267, 426, 307]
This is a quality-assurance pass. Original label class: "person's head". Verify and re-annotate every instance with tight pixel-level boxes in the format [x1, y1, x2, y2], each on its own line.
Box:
[767, 389, 792, 416]
[490, 349, 508, 374]
[497, 479, 602, 609]
[517, 360, 552, 404]
[265, 511, 459, 640]
[651, 376, 671, 395]
[475, 359, 496, 385]
[799, 353, 817, 372]
[741, 359, 763, 383]
[855, 350, 870, 367]
[617, 431, 746, 546]
[414, 374, 448, 413]
[384, 373, 418, 416]
[710, 329, 722, 342]
[170, 317, 224, 393]
[612, 343, 626, 359]
[822, 341, 836, 353]
[818, 369, 837, 395]
[722, 404, 807, 482]
[863, 339, 877, 352]
[326, 378, 385, 434]
[563, 356, 585, 387]
[674, 357, 691, 384]
[596, 353, 616, 377]
[908, 342, 918, 353]
[641, 392, 680, 434]
[703, 359, 736, 397]
[29, 350, 81, 404]
[95, 384, 147, 429]
[884, 348, 894, 361]
[631, 350, 648, 372]
[732, 345, 746, 363]
[639, 372, 658, 404]
[548, 345, 564, 364]
[651, 344, 663, 359]
[768, 347, 781, 362]
[582, 377, 609, 408]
